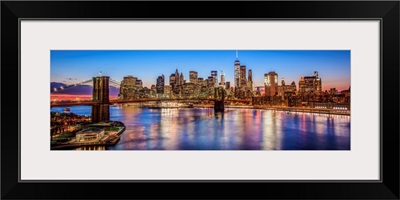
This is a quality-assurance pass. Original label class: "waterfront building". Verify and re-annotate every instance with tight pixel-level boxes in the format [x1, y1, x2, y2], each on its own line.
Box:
[156, 74, 165, 94]
[264, 71, 278, 97]
[76, 129, 105, 142]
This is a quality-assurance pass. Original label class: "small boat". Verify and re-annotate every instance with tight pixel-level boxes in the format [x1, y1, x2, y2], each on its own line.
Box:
[64, 107, 70, 112]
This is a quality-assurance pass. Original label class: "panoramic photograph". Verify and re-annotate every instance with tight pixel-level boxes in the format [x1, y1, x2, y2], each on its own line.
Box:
[50, 50, 351, 150]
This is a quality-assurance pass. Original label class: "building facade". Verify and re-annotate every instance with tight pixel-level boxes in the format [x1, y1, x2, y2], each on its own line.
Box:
[298, 71, 322, 93]
[156, 75, 165, 94]
[189, 71, 198, 84]
[264, 71, 278, 97]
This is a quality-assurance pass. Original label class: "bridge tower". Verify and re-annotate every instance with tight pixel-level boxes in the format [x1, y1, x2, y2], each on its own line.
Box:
[91, 76, 110, 122]
[214, 87, 225, 112]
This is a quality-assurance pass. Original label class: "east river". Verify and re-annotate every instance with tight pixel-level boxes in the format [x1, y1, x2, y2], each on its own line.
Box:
[51, 106, 351, 150]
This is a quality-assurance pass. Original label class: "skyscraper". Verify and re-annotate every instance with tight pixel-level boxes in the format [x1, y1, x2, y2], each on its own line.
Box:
[119, 75, 137, 99]
[247, 69, 253, 91]
[240, 65, 247, 90]
[175, 69, 180, 85]
[278, 77, 296, 97]
[220, 71, 225, 87]
[234, 51, 240, 96]
[314, 71, 322, 92]
[156, 74, 165, 94]
[264, 71, 278, 97]
[207, 76, 214, 88]
[189, 71, 198, 84]
[211, 70, 218, 86]
[180, 72, 184, 85]
[225, 81, 230, 90]
[169, 73, 176, 86]
[298, 71, 322, 94]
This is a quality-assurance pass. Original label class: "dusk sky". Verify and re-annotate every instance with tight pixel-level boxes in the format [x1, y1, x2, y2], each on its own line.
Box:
[51, 50, 350, 91]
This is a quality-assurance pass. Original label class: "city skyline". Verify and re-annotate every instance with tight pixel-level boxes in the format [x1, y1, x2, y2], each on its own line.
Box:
[51, 50, 351, 91]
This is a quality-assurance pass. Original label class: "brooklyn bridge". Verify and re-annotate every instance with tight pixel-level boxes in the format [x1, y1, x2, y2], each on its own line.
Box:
[51, 76, 251, 122]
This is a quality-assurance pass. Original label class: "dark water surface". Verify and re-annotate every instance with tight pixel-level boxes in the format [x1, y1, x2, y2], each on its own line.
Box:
[51, 106, 350, 150]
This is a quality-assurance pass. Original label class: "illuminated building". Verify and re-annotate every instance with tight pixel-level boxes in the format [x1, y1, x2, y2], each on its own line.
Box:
[119, 75, 139, 99]
[76, 129, 105, 142]
[298, 71, 322, 93]
[299, 77, 305, 93]
[150, 85, 156, 95]
[156, 74, 165, 94]
[247, 69, 253, 90]
[234, 51, 240, 96]
[278, 77, 297, 97]
[164, 85, 172, 97]
[329, 88, 338, 95]
[264, 71, 278, 96]
[240, 65, 247, 90]
[247, 69, 253, 98]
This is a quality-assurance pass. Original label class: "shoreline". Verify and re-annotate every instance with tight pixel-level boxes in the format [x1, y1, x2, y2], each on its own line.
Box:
[140, 105, 350, 116]
[51, 124, 126, 150]
[253, 106, 350, 116]
[55, 104, 350, 116]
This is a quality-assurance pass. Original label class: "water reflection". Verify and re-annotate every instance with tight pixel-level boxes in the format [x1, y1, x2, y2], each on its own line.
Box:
[50, 106, 351, 150]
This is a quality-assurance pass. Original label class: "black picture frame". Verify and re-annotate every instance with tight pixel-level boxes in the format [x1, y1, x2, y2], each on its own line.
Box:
[1, 1, 399, 199]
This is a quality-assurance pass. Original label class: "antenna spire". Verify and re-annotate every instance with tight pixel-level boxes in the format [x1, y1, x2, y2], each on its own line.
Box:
[236, 50, 238, 59]
[99, 71, 102, 76]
